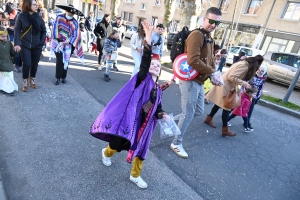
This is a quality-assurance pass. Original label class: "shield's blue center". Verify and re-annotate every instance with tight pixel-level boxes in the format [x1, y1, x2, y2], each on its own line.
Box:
[180, 61, 191, 72]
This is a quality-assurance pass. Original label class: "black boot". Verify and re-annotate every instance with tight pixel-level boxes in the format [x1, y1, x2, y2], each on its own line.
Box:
[55, 79, 60, 85]
[61, 78, 66, 84]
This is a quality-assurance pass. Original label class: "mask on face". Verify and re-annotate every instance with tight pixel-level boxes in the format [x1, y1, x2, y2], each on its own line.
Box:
[66, 15, 73, 20]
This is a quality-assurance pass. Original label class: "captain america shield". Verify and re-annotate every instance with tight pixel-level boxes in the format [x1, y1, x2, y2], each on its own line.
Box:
[172, 53, 199, 80]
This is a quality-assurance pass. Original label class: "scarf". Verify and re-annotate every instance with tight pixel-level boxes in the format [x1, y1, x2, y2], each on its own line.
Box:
[27, 13, 40, 35]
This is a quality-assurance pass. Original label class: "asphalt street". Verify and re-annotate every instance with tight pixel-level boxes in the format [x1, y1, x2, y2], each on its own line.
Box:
[0, 50, 300, 200]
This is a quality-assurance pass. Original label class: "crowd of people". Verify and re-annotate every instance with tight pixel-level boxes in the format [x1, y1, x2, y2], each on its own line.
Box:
[0, 2, 267, 189]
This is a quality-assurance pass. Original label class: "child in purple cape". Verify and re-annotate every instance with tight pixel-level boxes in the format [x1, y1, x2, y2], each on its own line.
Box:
[89, 21, 170, 189]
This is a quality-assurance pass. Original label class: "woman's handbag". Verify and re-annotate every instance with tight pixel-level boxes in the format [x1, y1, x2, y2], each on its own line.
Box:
[223, 82, 241, 109]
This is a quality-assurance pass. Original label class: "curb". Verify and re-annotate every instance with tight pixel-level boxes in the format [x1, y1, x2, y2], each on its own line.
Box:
[118, 52, 300, 119]
[0, 172, 7, 200]
[258, 99, 300, 119]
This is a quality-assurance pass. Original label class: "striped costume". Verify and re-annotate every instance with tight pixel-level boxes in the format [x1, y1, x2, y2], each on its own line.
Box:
[50, 14, 84, 67]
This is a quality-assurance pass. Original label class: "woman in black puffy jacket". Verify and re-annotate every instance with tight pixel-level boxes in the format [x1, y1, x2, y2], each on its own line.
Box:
[14, 0, 46, 92]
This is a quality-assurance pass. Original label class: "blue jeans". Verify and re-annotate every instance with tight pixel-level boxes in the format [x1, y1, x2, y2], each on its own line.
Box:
[86, 31, 95, 50]
[228, 114, 249, 128]
[172, 80, 205, 145]
[248, 98, 259, 123]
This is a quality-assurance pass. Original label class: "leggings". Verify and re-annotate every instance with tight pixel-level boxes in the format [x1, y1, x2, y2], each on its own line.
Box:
[208, 104, 231, 127]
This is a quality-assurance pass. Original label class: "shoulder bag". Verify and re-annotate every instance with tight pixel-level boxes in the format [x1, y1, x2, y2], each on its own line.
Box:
[223, 80, 241, 109]
[20, 25, 32, 39]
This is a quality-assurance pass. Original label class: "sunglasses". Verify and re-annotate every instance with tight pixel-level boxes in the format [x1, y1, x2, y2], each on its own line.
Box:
[206, 17, 221, 26]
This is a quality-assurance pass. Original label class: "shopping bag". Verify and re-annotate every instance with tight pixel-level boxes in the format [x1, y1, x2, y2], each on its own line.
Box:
[158, 113, 181, 139]
[110, 51, 117, 60]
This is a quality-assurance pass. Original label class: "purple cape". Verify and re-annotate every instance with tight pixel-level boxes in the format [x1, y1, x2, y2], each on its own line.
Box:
[89, 73, 162, 160]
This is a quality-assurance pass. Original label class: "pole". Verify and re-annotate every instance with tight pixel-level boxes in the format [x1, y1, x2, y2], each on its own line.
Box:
[283, 68, 300, 102]
[225, 0, 238, 51]
[257, 0, 276, 49]
[233, 0, 245, 36]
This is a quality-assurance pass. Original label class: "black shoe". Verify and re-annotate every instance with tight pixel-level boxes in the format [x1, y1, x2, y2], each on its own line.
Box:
[55, 79, 60, 85]
[61, 79, 66, 84]
[1, 90, 6, 94]
[104, 74, 111, 82]
[113, 64, 118, 71]
[248, 123, 254, 131]
[7, 92, 14, 96]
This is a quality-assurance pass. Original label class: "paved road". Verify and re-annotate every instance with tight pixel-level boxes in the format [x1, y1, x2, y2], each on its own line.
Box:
[0, 51, 299, 200]
[68, 52, 300, 199]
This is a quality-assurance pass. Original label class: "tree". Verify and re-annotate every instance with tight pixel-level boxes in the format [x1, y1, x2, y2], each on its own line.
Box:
[163, 0, 176, 32]
[110, 0, 121, 19]
[179, 0, 202, 30]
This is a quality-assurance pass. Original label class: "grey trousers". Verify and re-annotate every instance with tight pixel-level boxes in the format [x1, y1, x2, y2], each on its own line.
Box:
[172, 80, 205, 145]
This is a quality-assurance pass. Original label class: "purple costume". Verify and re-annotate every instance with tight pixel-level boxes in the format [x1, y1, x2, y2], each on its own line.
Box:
[90, 45, 163, 162]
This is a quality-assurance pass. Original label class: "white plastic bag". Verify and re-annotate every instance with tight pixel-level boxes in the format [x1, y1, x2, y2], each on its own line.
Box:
[158, 113, 181, 139]
[110, 51, 117, 60]
[210, 70, 224, 85]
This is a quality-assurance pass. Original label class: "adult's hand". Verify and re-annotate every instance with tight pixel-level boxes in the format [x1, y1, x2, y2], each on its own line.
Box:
[137, 47, 142, 52]
[14, 45, 21, 52]
[241, 81, 251, 89]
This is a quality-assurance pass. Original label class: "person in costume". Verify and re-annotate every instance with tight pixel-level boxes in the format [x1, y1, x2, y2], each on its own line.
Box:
[0, 26, 18, 96]
[13, 0, 46, 92]
[89, 21, 170, 189]
[49, 5, 84, 85]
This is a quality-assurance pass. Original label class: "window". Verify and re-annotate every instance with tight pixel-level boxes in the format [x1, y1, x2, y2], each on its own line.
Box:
[246, 0, 263, 14]
[154, 0, 161, 6]
[292, 57, 300, 68]
[140, 3, 146, 10]
[219, 0, 231, 12]
[271, 53, 292, 65]
[125, 0, 135, 3]
[282, 2, 300, 20]
[151, 16, 158, 26]
[240, 48, 253, 56]
[122, 12, 133, 22]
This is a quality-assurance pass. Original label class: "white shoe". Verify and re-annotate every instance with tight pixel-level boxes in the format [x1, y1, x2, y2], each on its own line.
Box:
[130, 175, 148, 188]
[102, 148, 111, 166]
[170, 143, 188, 158]
[98, 65, 102, 71]
[227, 122, 232, 127]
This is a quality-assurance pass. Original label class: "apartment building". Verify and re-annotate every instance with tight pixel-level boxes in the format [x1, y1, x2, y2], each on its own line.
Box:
[203, 0, 300, 54]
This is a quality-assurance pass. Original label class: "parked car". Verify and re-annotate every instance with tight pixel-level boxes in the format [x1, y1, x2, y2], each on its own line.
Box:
[124, 25, 137, 39]
[166, 32, 177, 50]
[226, 46, 264, 65]
[263, 51, 300, 88]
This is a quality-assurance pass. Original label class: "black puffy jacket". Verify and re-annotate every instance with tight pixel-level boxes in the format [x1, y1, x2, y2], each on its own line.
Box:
[14, 12, 46, 49]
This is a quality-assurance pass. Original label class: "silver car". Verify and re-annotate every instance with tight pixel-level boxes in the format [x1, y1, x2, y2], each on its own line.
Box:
[263, 51, 300, 88]
[124, 25, 137, 39]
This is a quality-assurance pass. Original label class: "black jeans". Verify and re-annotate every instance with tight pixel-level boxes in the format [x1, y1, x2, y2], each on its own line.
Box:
[208, 104, 231, 127]
[55, 52, 70, 79]
[97, 38, 105, 64]
[20, 46, 42, 79]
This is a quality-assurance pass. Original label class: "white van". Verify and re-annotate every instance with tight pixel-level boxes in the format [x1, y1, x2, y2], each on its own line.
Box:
[226, 46, 264, 65]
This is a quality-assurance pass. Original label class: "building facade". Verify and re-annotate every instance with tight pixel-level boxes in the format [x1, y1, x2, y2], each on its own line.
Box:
[203, 0, 300, 54]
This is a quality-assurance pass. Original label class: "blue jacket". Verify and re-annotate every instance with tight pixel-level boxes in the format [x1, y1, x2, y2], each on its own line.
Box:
[103, 37, 121, 54]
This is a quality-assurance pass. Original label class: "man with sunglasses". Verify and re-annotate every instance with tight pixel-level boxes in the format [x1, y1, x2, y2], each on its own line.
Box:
[170, 7, 222, 158]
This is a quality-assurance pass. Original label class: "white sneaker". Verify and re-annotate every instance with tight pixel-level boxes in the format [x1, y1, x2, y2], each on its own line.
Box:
[130, 175, 148, 188]
[170, 143, 188, 158]
[227, 122, 232, 127]
[98, 65, 102, 71]
[102, 148, 112, 166]
[244, 128, 253, 133]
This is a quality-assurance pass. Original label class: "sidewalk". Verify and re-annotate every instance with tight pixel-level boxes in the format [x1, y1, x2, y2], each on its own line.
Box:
[0, 59, 202, 199]
[117, 44, 300, 118]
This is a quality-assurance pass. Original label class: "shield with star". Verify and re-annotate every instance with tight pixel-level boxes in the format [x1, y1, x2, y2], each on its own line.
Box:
[172, 53, 199, 80]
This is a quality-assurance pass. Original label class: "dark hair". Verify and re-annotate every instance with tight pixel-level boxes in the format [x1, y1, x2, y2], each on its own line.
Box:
[244, 55, 264, 81]
[156, 23, 164, 29]
[206, 7, 222, 16]
[245, 85, 258, 94]
[100, 14, 110, 24]
[22, 0, 33, 12]
[182, 26, 189, 31]
[137, 24, 145, 39]
[109, 29, 118, 37]
[220, 49, 227, 54]
[239, 51, 246, 57]
[214, 44, 221, 52]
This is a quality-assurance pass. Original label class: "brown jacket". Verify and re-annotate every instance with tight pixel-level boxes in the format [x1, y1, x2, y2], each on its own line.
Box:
[185, 29, 215, 85]
[205, 61, 249, 110]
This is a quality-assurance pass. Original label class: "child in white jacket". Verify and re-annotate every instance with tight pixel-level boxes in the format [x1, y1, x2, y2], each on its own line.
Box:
[130, 25, 145, 77]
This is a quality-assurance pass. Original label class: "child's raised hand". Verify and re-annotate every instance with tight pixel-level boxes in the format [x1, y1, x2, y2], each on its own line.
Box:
[141, 20, 153, 44]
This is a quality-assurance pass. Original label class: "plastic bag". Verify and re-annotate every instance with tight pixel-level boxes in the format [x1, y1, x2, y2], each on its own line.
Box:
[158, 113, 181, 139]
[210, 70, 224, 85]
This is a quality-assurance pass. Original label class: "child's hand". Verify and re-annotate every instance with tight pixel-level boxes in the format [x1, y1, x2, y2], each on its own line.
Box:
[163, 114, 170, 123]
